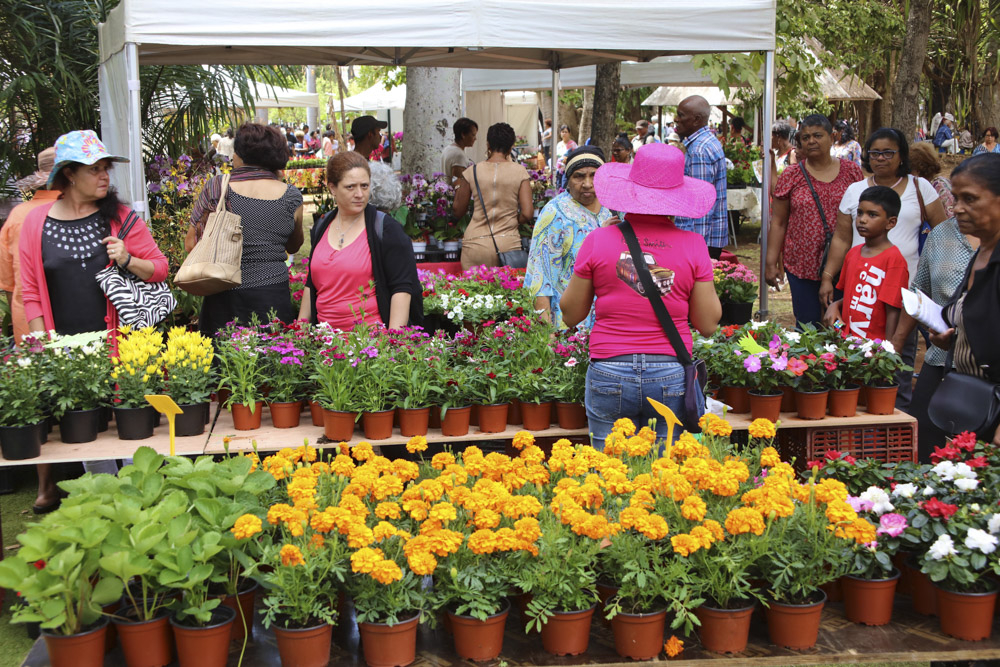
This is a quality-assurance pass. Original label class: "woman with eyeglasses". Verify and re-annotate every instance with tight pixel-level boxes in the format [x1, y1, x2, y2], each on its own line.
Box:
[973, 127, 1000, 155]
[820, 127, 949, 409]
[610, 133, 634, 164]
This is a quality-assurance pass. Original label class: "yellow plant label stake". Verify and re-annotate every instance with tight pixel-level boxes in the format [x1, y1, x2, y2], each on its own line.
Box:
[145, 394, 183, 456]
[646, 397, 682, 448]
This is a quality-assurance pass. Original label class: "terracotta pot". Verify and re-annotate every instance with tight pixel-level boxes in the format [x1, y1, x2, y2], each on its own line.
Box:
[170, 605, 235, 667]
[779, 385, 796, 412]
[220, 579, 258, 644]
[795, 389, 829, 420]
[819, 577, 843, 603]
[448, 600, 509, 661]
[842, 570, 899, 626]
[520, 401, 552, 431]
[507, 398, 523, 425]
[308, 400, 324, 427]
[477, 403, 509, 434]
[358, 613, 420, 667]
[720, 385, 751, 414]
[865, 384, 898, 415]
[428, 405, 442, 429]
[764, 590, 826, 650]
[749, 391, 783, 422]
[231, 402, 264, 431]
[828, 385, 860, 418]
[114, 608, 174, 667]
[935, 583, 998, 641]
[103, 600, 121, 654]
[363, 409, 395, 440]
[269, 401, 302, 429]
[611, 607, 667, 660]
[469, 403, 479, 427]
[441, 406, 472, 437]
[695, 599, 755, 654]
[323, 409, 357, 441]
[540, 605, 595, 656]
[274, 621, 333, 667]
[398, 407, 430, 437]
[556, 402, 587, 429]
[906, 555, 937, 616]
[42, 616, 109, 667]
[596, 581, 620, 627]
[893, 551, 912, 596]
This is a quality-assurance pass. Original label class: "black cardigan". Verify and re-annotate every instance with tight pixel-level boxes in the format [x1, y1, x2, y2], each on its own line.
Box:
[943, 241, 1000, 383]
[306, 204, 423, 327]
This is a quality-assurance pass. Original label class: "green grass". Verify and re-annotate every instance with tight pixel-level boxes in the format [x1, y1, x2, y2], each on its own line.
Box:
[1, 470, 46, 667]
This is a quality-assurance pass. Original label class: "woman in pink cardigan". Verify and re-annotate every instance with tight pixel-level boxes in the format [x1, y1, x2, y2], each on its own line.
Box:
[20, 131, 168, 337]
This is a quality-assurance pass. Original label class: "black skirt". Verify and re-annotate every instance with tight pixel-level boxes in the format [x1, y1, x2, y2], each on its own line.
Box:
[199, 281, 294, 339]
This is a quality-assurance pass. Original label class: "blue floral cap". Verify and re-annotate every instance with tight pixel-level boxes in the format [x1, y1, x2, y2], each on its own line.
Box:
[47, 130, 128, 188]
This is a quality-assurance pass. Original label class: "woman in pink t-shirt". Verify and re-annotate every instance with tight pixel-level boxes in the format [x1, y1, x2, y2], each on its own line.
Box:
[561, 144, 722, 447]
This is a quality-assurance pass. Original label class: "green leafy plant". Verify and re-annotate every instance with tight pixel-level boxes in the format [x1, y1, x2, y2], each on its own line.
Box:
[41, 331, 111, 415]
[0, 343, 45, 426]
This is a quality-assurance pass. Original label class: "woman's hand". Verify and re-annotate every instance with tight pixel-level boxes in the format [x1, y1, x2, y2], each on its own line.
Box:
[818, 276, 835, 307]
[764, 262, 782, 287]
[929, 328, 955, 351]
[102, 236, 129, 267]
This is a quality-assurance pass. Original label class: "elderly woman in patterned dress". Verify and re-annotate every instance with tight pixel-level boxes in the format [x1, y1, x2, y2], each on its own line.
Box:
[524, 147, 614, 328]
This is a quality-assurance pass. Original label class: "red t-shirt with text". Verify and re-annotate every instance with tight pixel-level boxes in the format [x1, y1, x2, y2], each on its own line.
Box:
[836, 244, 909, 341]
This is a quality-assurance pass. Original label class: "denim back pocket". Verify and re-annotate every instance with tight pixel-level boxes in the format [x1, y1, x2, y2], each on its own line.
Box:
[587, 378, 623, 422]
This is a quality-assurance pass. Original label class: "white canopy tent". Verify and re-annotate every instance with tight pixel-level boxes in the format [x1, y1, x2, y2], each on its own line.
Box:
[334, 82, 407, 112]
[252, 84, 320, 109]
[97, 0, 778, 313]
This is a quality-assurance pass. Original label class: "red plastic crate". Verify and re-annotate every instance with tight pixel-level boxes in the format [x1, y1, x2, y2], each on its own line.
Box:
[778, 421, 917, 471]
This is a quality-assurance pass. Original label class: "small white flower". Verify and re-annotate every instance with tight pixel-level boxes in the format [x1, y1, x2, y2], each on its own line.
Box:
[928, 534, 958, 560]
[932, 460, 957, 481]
[965, 528, 998, 554]
[16, 357, 31, 368]
[784, 331, 802, 343]
[880, 340, 896, 354]
[923, 485, 937, 496]
[953, 462, 976, 480]
[988, 514, 1000, 535]
[823, 343, 838, 353]
[750, 320, 768, 329]
[955, 478, 979, 492]
[860, 487, 894, 515]
[564, 358, 578, 367]
[892, 483, 917, 499]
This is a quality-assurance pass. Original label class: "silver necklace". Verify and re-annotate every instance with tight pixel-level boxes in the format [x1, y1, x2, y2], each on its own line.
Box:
[336, 213, 363, 249]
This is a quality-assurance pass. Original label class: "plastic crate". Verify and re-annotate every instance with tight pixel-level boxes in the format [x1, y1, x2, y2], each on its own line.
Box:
[778, 421, 917, 471]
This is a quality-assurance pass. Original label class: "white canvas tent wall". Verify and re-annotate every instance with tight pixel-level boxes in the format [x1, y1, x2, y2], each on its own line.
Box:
[464, 91, 540, 162]
[97, 0, 778, 313]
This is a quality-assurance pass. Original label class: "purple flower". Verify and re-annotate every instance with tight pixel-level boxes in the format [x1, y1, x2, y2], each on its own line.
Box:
[743, 355, 761, 373]
[876, 513, 908, 537]
[280, 356, 303, 365]
[770, 355, 788, 371]
[846, 496, 874, 513]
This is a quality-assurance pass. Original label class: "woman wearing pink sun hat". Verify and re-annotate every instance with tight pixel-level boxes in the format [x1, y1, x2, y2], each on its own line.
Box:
[561, 143, 722, 448]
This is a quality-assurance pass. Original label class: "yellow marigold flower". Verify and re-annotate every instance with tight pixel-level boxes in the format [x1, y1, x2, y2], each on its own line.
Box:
[625, 435, 652, 457]
[613, 418, 637, 436]
[373, 521, 398, 541]
[267, 503, 296, 526]
[331, 454, 355, 477]
[474, 508, 502, 529]
[748, 419, 777, 441]
[671, 533, 701, 557]
[406, 435, 428, 453]
[240, 452, 260, 472]
[681, 495, 707, 522]
[825, 499, 858, 525]
[690, 525, 714, 549]
[406, 550, 438, 576]
[428, 502, 457, 524]
[664, 635, 684, 658]
[351, 547, 382, 574]
[352, 441, 375, 461]
[375, 502, 402, 520]
[431, 452, 456, 470]
[725, 507, 766, 536]
[638, 514, 670, 541]
[815, 478, 849, 504]
[702, 519, 725, 542]
[512, 430, 534, 450]
[759, 446, 781, 468]
[231, 514, 262, 540]
[310, 511, 336, 533]
[280, 544, 305, 567]
[703, 415, 733, 438]
[311, 534, 325, 549]
[839, 517, 878, 544]
[347, 523, 375, 549]
[370, 559, 403, 584]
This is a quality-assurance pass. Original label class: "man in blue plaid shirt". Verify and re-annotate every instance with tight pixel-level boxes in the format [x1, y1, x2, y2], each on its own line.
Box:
[673, 95, 728, 258]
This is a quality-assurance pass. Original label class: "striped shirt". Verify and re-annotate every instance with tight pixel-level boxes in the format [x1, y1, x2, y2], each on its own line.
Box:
[674, 126, 728, 248]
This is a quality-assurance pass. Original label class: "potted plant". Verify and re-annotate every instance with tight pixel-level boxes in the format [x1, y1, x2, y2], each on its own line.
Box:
[0, 500, 124, 667]
[111, 327, 165, 440]
[737, 333, 789, 422]
[352, 329, 396, 440]
[0, 343, 46, 459]
[510, 316, 557, 430]
[43, 331, 111, 443]
[216, 324, 267, 430]
[261, 334, 307, 428]
[311, 341, 359, 441]
[785, 353, 831, 419]
[392, 332, 439, 437]
[713, 260, 758, 326]
[824, 335, 866, 417]
[551, 330, 588, 429]
[434, 362, 474, 437]
[161, 327, 215, 436]
[857, 338, 910, 414]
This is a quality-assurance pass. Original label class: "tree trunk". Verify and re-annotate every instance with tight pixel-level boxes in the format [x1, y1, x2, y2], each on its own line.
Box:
[890, 0, 933, 138]
[402, 67, 461, 175]
[578, 88, 593, 146]
[590, 62, 621, 156]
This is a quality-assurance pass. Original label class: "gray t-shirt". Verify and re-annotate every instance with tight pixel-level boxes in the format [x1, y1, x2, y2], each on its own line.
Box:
[441, 144, 472, 183]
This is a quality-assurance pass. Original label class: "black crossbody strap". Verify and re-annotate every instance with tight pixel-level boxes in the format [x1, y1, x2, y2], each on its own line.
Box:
[472, 164, 502, 257]
[617, 221, 692, 367]
[799, 163, 832, 235]
[117, 210, 139, 240]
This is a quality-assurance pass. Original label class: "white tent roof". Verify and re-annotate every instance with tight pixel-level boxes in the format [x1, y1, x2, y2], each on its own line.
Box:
[333, 82, 407, 112]
[461, 56, 718, 91]
[252, 84, 319, 109]
[99, 0, 776, 68]
[642, 86, 742, 107]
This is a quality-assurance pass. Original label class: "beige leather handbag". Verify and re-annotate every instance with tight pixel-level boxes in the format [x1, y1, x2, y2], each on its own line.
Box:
[174, 173, 243, 296]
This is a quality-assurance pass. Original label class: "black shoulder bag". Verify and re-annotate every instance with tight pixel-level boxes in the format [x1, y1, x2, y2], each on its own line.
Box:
[617, 221, 707, 433]
[472, 164, 528, 269]
[799, 163, 836, 279]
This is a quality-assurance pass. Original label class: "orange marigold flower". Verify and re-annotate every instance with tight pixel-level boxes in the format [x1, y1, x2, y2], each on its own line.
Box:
[748, 419, 777, 441]
[406, 435, 428, 453]
[431, 452, 456, 470]
[280, 544, 305, 567]
[671, 533, 701, 557]
[512, 430, 534, 451]
[406, 550, 438, 576]
[351, 547, 382, 574]
[681, 495, 707, 522]
[759, 446, 781, 467]
[702, 519, 725, 541]
[310, 510, 337, 533]
[373, 521, 398, 542]
[231, 514, 262, 540]
[664, 635, 684, 658]
[352, 441, 375, 461]
[370, 559, 403, 584]
[725, 507, 765, 536]
[613, 418, 637, 437]
[375, 502, 402, 520]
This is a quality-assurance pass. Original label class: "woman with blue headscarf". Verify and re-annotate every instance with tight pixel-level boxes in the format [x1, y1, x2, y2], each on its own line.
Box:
[525, 146, 614, 328]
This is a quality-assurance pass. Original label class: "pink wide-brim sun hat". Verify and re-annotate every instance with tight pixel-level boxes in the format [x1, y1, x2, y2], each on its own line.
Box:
[594, 143, 716, 218]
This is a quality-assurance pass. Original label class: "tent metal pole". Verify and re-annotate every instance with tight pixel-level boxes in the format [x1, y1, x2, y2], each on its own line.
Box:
[337, 65, 349, 142]
[551, 69, 559, 185]
[125, 42, 147, 220]
[759, 49, 776, 319]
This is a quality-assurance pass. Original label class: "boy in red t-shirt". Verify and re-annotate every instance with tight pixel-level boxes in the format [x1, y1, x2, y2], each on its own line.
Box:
[824, 186, 909, 341]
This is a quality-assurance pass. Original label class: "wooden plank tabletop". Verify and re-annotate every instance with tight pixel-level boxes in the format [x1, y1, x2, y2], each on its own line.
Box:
[725, 409, 916, 430]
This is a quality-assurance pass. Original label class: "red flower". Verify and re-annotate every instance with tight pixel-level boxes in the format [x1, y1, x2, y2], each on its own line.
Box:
[805, 460, 825, 471]
[923, 497, 958, 520]
[721, 325, 740, 338]
[487, 372, 497, 379]
[952, 431, 977, 452]
[843, 455, 857, 465]
[930, 445, 962, 463]
[966, 456, 989, 468]
[824, 450, 843, 461]
[33, 560, 45, 570]
[531, 367, 543, 374]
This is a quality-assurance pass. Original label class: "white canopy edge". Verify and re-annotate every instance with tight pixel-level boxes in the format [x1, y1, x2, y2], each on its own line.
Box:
[252, 84, 320, 109]
[461, 56, 720, 91]
[331, 82, 407, 112]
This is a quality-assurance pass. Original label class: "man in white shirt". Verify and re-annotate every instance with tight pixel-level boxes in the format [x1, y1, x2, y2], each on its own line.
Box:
[441, 117, 478, 186]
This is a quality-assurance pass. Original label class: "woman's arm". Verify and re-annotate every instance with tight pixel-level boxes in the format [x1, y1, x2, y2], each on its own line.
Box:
[122, 215, 169, 282]
[925, 197, 948, 228]
[453, 177, 472, 218]
[285, 204, 305, 254]
[388, 293, 411, 329]
[688, 280, 722, 336]
[819, 210, 855, 306]
[560, 274, 595, 328]
[764, 198, 790, 286]
[516, 179, 533, 225]
[298, 286, 311, 321]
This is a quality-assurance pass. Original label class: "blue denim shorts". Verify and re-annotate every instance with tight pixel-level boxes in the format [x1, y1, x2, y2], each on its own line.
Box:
[585, 354, 702, 449]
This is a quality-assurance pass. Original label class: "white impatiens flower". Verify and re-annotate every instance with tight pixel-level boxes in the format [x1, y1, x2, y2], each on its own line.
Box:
[988, 514, 1000, 535]
[928, 534, 958, 560]
[880, 340, 896, 354]
[860, 486, 894, 515]
[784, 331, 802, 343]
[750, 320, 769, 329]
[892, 483, 917, 499]
[823, 343, 839, 354]
[954, 478, 980, 492]
[965, 528, 998, 555]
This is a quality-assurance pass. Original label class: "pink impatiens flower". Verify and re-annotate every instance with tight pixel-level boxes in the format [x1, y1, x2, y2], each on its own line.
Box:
[876, 513, 908, 537]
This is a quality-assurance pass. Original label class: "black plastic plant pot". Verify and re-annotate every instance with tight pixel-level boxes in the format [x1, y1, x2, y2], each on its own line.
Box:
[59, 408, 101, 444]
[98, 405, 112, 433]
[35, 418, 49, 444]
[114, 406, 157, 440]
[0, 423, 43, 460]
[175, 403, 207, 437]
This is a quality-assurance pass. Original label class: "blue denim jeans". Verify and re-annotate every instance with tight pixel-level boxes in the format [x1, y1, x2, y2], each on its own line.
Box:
[586, 354, 702, 449]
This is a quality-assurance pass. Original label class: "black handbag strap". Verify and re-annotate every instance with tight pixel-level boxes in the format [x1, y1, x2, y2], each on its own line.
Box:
[617, 221, 693, 367]
[472, 164, 502, 257]
[799, 163, 832, 236]
[117, 210, 139, 240]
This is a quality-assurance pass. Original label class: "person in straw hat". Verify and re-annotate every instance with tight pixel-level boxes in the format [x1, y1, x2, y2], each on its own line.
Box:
[560, 143, 722, 447]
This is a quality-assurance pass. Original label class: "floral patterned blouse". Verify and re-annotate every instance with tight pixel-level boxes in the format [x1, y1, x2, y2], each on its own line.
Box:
[831, 140, 863, 168]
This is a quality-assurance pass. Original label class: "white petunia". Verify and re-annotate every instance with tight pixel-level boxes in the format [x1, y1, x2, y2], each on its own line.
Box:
[954, 478, 979, 492]
[892, 483, 917, 498]
[988, 514, 1000, 535]
[928, 534, 958, 560]
[965, 528, 998, 554]
[860, 487, 894, 515]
